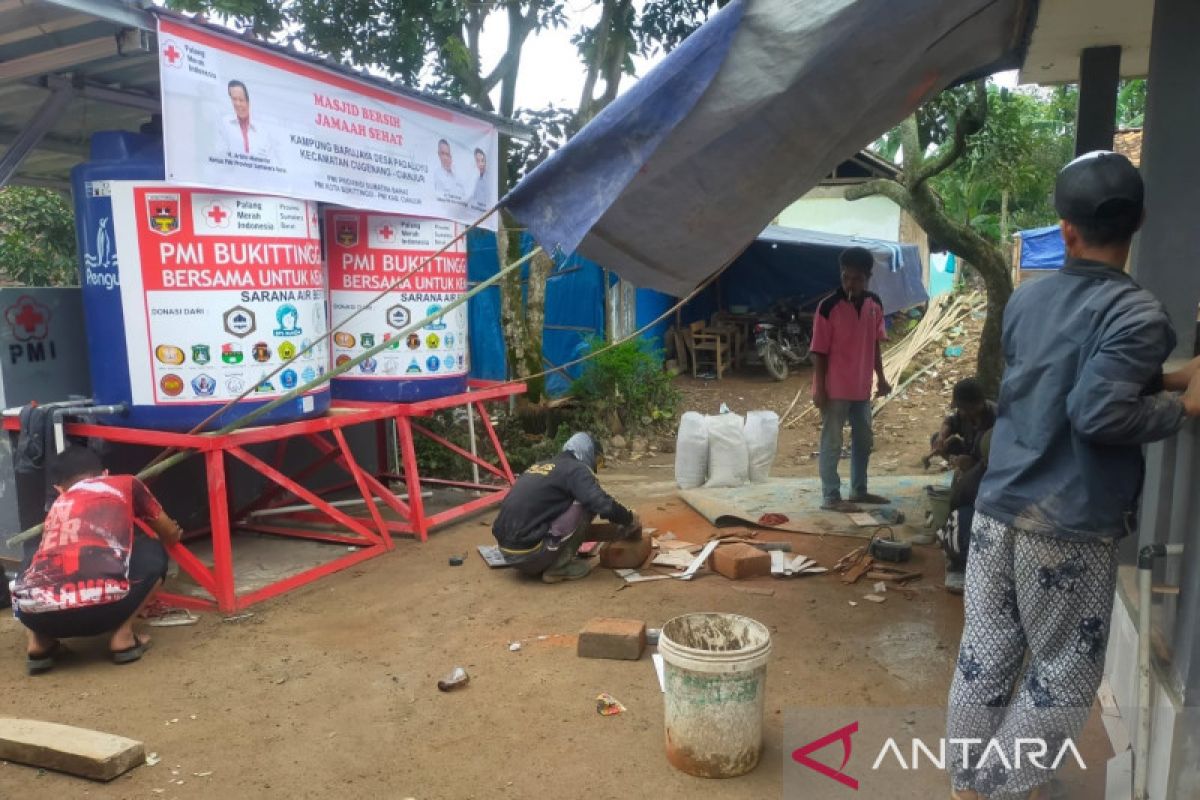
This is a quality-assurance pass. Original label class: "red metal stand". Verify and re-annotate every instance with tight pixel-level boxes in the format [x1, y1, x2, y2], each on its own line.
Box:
[334, 379, 527, 542]
[4, 380, 525, 612]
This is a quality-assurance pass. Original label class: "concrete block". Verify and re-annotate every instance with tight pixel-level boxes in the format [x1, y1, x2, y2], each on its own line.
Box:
[598, 536, 652, 569]
[0, 717, 144, 781]
[709, 543, 771, 580]
[578, 617, 647, 660]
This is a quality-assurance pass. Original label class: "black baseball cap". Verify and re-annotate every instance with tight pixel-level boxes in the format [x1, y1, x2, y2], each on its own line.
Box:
[1054, 151, 1144, 223]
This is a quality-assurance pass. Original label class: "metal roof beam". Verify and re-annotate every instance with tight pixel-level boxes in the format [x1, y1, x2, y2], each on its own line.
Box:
[0, 83, 74, 186]
[44, 74, 158, 112]
[39, 0, 154, 31]
[0, 28, 150, 83]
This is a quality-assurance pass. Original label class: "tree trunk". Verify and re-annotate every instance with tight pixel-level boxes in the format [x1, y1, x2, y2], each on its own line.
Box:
[975, 267, 1011, 397]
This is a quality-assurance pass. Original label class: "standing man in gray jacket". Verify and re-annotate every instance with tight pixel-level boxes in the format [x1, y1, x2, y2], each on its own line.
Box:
[947, 151, 1200, 800]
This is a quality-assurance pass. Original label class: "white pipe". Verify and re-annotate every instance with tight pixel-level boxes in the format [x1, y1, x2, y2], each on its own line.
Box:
[1135, 565, 1153, 800]
[246, 493, 432, 518]
[466, 401, 481, 487]
[1134, 543, 1185, 800]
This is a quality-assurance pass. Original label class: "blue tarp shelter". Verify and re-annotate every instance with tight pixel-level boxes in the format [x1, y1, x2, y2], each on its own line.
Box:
[467, 225, 927, 394]
[1018, 225, 1066, 270]
[681, 226, 927, 324]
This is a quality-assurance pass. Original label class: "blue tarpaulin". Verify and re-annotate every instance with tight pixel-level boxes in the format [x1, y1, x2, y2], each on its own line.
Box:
[677, 227, 926, 342]
[1018, 225, 1065, 270]
[502, 0, 1028, 297]
[469, 226, 928, 389]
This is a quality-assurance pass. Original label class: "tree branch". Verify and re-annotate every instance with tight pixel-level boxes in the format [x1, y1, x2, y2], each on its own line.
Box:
[911, 78, 987, 190]
[844, 178, 912, 208]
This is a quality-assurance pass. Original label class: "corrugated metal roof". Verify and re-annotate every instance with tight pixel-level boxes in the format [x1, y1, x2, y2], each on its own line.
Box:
[0, 0, 530, 189]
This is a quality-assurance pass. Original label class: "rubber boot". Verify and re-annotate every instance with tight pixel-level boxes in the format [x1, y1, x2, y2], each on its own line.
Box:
[542, 559, 593, 584]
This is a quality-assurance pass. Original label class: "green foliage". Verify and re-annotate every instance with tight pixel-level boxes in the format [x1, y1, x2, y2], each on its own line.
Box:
[410, 408, 571, 480]
[1116, 79, 1147, 128]
[930, 84, 1073, 241]
[569, 337, 679, 432]
[0, 187, 77, 286]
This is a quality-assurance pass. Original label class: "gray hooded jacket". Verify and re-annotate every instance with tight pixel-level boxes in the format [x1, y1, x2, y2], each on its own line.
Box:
[977, 258, 1186, 540]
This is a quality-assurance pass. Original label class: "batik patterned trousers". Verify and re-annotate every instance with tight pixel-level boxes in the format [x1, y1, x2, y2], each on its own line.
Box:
[947, 512, 1117, 798]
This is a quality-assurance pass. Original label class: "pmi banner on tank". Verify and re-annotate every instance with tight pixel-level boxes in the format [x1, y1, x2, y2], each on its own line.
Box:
[156, 17, 499, 230]
[110, 182, 330, 407]
[324, 209, 468, 381]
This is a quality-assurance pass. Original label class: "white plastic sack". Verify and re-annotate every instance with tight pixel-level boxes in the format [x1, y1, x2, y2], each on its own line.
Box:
[704, 412, 749, 488]
[674, 412, 709, 489]
[744, 410, 780, 483]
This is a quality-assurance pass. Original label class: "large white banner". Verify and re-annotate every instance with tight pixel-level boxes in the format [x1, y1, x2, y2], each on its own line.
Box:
[157, 17, 499, 229]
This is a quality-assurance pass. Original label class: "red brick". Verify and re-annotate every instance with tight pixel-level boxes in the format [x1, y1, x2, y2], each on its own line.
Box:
[708, 543, 771, 580]
[577, 617, 647, 660]
[598, 536, 652, 569]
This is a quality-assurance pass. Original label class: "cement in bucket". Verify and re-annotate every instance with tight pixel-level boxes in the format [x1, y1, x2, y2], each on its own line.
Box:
[659, 612, 772, 778]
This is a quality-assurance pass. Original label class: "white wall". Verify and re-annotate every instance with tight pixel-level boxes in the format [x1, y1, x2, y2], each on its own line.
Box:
[776, 186, 902, 242]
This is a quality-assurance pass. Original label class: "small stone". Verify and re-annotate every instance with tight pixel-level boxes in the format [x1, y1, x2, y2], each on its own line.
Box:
[609, 435, 627, 449]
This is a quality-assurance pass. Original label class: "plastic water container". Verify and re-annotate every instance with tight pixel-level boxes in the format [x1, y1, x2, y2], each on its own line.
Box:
[71, 129, 330, 430]
[324, 209, 469, 402]
[659, 612, 772, 778]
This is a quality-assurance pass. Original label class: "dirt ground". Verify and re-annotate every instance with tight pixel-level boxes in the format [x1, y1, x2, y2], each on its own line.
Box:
[1, 320, 1111, 798]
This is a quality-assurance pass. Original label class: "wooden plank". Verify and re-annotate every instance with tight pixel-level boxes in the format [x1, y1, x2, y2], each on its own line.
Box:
[0, 718, 144, 781]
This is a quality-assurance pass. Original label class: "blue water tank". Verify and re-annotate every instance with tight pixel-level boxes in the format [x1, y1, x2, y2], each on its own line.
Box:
[324, 209, 469, 403]
[71, 129, 331, 430]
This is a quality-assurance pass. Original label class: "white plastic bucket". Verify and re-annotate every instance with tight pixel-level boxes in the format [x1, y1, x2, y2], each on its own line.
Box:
[659, 612, 772, 778]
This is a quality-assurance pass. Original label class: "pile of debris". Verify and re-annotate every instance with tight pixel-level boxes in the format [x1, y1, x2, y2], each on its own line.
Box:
[606, 527, 826, 586]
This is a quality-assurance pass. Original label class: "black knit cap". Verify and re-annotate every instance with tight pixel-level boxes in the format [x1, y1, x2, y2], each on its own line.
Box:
[1054, 150, 1143, 223]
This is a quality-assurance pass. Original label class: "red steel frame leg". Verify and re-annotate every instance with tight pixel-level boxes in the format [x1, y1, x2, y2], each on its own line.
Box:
[206, 449, 237, 612]
[395, 414, 429, 542]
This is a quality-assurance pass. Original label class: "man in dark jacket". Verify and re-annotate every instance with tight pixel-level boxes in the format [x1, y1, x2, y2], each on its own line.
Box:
[492, 433, 639, 583]
[946, 152, 1200, 800]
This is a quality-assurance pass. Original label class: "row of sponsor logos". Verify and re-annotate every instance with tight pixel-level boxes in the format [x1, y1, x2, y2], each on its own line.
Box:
[154, 327, 458, 369]
[155, 340, 320, 366]
[331, 330, 456, 351]
[158, 352, 462, 398]
[159, 364, 324, 398]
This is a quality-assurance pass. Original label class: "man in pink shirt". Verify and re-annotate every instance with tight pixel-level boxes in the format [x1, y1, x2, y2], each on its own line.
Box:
[810, 247, 892, 511]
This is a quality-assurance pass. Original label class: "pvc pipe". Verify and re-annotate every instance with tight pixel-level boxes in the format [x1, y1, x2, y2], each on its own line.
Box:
[1136, 563, 1153, 800]
[245, 493, 432, 518]
[465, 401, 481, 487]
[1134, 543, 1185, 800]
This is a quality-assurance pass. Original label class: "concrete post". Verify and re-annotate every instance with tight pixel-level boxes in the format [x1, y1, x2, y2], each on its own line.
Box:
[1130, 0, 1200, 358]
[1075, 45, 1121, 156]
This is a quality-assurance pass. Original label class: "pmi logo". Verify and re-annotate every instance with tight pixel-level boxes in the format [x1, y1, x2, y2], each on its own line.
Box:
[791, 721, 1086, 792]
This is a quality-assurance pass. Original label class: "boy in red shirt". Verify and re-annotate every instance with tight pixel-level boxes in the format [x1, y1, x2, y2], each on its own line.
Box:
[810, 247, 892, 512]
[13, 446, 182, 674]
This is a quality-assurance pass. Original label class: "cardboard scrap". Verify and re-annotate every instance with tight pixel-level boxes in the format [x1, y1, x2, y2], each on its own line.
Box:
[651, 550, 696, 569]
[614, 569, 672, 584]
[680, 540, 720, 581]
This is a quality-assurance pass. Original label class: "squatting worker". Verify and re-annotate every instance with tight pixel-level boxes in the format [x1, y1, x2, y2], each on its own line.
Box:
[492, 433, 641, 583]
[13, 446, 183, 674]
[810, 246, 893, 512]
[947, 151, 1200, 800]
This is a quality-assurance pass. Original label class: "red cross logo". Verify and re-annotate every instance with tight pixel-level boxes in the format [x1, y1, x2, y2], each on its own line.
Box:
[205, 203, 230, 228]
[162, 42, 183, 67]
[379, 225, 394, 240]
[5, 296, 51, 341]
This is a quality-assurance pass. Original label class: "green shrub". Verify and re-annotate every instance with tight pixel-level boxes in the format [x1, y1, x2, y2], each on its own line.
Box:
[568, 337, 679, 433]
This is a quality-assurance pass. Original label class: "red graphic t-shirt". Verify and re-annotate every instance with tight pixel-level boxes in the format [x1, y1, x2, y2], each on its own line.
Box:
[14, 476, 163, 614]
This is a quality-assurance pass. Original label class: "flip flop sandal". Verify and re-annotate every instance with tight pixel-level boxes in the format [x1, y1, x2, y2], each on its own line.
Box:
[111, 635, 151, 665]
[26, 642, 65, 676]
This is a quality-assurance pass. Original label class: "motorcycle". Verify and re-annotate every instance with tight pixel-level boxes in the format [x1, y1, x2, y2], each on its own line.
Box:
[754, 302, 812, 381]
